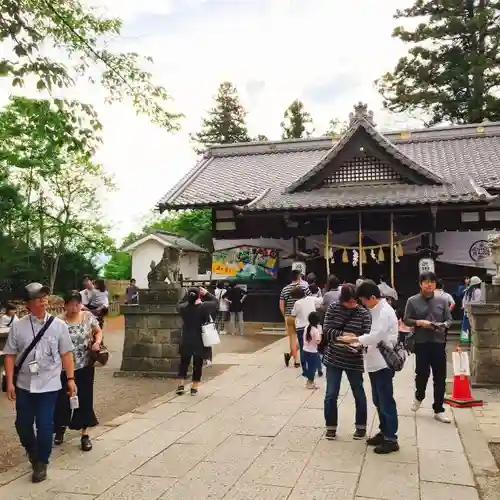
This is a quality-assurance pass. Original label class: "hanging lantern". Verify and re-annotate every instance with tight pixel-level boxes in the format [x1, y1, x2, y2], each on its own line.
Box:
[342, 249, 348, 263]
[352, 250, 359, 267]
[370, 249, 377, 262]
[397, 242, 404, 257]
[394, 245, 400, 263]
[378, 247, 385, 262]
[361, 250, 367, 264]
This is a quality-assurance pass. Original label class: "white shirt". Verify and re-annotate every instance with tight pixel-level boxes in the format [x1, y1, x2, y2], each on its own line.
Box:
[80, 288, 94, 306]
[0, 314, 18, 328]
[358, 299, 398, 373]
[303, 325, 322, 353]
[215, 288, 228, 311]
[291, 296, 323, 329]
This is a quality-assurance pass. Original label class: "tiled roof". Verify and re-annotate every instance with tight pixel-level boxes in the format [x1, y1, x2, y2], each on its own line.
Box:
[154, 231, 207, 252]
[158, 121, 500, 211]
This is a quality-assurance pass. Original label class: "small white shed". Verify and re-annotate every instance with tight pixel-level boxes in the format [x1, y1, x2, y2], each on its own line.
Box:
[121, 231, 207, 289]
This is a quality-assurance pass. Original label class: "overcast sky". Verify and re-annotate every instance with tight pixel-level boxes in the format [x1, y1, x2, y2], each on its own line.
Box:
[1, 0, 419, 242]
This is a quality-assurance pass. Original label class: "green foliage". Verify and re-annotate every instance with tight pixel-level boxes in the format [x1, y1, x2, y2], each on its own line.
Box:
[281, 100, 314, 139]
[253, 134, 269, 141]
[191, 82, 250, 152]
[102, 252, 131, 281]
[0, 96, 114, 294]
[0, 0, 182, 129]
[324, 118, 349, 138]
[377, 1, 500, 125]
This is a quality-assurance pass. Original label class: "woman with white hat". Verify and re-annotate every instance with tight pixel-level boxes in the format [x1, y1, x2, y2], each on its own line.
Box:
[461, 276, 482, 342]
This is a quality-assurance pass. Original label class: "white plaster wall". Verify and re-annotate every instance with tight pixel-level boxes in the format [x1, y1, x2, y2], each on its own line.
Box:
[130, 239, 200, 288]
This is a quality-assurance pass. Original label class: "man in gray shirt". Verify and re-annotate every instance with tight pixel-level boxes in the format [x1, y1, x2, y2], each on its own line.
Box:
[404, 272, 452, 424]
[3, 283, 75, 483]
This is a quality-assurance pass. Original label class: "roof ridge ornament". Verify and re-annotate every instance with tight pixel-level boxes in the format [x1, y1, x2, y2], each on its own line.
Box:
[349, 102, 375, 127]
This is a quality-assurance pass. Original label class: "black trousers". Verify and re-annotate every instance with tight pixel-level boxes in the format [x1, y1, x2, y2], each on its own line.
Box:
[178, 354, 204, 382]
[414, 342, 447, 414]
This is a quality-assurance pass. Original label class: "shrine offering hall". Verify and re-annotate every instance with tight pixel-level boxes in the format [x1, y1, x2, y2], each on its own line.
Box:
[158, 103, 500, 322]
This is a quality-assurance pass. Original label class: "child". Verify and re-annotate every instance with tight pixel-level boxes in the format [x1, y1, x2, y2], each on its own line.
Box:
[303, 311, 322, 389]
[0, 303, 18, 328]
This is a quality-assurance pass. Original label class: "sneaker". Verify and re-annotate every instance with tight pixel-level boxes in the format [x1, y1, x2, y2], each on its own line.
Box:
[32, 462, 47, 483]
[374, 441, 400, 454]
[294, 362, 301, 368]
[175, 385, 185, 395]
[190, 387, 199, 396]
[411, 400, 422, 412]
[353, 429, 366, 440]
[204, 359, 212, 367]
[81, 435, 92, 452]
[284, 353, 291, 367]
[325, 429, 337, 440]
[434, 412, 451, 424]
[366, 433, 385, 446]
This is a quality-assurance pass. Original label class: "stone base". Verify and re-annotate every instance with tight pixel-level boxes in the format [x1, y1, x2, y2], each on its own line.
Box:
[114, 370, 180, 379]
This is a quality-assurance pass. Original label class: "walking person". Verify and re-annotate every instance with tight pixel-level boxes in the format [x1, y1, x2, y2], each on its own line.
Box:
[404, 272, 453, 423]
[53, 291, 102, 451]
[125, 278, 139, 305]
[322, 275, 341, 311]
[460, 276, 481, 342]
[80, 275, 95, 308]
[85, 279, 109, 330]
[302, 312, 323, 389]
[176, 287, 218, 396]
[226, 283, 246, 336]
[280, 269, 311, 368]
[214, 281, 229, 334]
[342, 280, 400, 454]
[322, 284, 371, 440]
[3, 283, 76, 483]
[290, 287, 323, 377]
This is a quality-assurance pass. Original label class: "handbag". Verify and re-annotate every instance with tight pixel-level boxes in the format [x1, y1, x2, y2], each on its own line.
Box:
[377, 339, 407, 372]
[319, 309, 355, 354]
[2, 316, 55, 392]
[201, 315, 220, 347]
[86, 312, 109, 366]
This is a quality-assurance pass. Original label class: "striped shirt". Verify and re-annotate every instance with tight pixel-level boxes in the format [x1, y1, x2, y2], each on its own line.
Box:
[280, 281, 311, 316]
[323, 302, 371, 371]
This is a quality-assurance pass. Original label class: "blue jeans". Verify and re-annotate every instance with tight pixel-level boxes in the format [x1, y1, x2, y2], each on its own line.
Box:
[369, 368, 398, 442]
[303, 351, 321, 382]
[15, 388, 59, 464]
[324, 365, 367, 430]
[296, 328, 306, 373]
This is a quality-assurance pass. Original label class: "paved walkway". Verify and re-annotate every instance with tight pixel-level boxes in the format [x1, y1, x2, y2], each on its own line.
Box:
[0, 338, 497, 500]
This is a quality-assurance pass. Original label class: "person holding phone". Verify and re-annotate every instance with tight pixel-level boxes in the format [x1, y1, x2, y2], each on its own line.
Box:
[404, 272, 452, 423]
[3, 283, 76, 483]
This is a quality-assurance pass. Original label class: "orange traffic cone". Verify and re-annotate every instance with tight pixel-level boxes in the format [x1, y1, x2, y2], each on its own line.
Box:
[444, 347, 483, 408]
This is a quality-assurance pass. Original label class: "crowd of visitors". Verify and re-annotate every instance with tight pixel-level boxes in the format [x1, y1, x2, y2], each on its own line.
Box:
[278, 269, 468, 454]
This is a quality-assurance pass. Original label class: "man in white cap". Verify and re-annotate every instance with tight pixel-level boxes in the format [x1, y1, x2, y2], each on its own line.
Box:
[3, 283, 76, 483]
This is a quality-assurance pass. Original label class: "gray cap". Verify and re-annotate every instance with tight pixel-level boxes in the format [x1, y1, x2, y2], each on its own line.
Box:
[23, 282, 50, 301]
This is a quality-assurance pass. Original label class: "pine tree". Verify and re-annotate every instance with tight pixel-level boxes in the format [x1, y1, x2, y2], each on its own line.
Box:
[280, 100, 314, 139]
[191, 82, 250, 151]
[377, 1, 500, 125]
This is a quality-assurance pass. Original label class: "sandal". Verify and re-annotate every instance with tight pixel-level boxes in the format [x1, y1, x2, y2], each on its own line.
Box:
[176, 385, 185, 395]
[81, 435, 92, 452]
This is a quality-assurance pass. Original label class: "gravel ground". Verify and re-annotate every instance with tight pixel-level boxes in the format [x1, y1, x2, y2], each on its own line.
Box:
[0, 319, 277, 472]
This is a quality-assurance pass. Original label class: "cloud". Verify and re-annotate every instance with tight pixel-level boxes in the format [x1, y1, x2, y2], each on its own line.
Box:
[2, 0, 417, 241]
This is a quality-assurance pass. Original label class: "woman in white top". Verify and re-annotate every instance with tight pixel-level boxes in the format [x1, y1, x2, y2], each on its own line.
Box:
[214, 282, 228, 333]
[86, 279, 109, 329]
[461, 276, 481, 341]
[291, 287, 322, 377]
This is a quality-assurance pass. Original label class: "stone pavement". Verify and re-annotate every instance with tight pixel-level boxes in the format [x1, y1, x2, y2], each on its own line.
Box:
[0, 337, 498, 500]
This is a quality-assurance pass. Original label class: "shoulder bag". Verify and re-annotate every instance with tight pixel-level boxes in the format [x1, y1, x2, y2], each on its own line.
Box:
[201, 315, 220, 347]
[85, 312, 109, 366]
[2, 316, 55, 392]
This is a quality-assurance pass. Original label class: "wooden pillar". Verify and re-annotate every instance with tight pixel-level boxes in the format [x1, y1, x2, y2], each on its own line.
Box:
[325, 215, 331, 278]
[390, 212, 395, 288]
[358, 212, 363, 277]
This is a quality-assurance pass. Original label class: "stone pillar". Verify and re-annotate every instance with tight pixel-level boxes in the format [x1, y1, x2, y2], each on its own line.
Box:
[468, 284, 500, 386]
[116, 286, 185, 378]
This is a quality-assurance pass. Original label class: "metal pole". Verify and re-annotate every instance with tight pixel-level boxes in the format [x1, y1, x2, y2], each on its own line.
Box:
[390, 212, 395, 288]
[358, 212, 363, 277]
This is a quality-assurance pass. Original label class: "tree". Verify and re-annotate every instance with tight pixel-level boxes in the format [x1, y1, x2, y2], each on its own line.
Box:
[191, 82, 250, 152]
[253, 134, 269, 141]
[102, 252, 131, 280]
[0, 0, 182, 129]
[281, 100, 314, 139]
[324, 118, 349, 138]
[377, 1, 500, 126]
